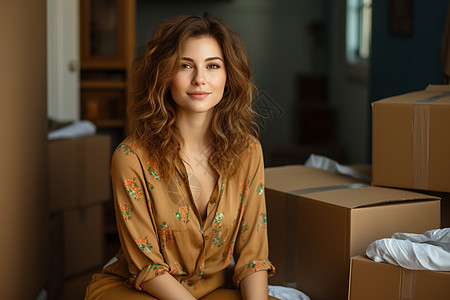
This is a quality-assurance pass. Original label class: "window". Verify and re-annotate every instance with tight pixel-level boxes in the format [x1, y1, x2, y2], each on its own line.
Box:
[346, 0, 372, 64]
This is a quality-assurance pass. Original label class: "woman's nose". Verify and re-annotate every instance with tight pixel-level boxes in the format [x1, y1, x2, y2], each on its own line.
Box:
[192, 69, 206, 85]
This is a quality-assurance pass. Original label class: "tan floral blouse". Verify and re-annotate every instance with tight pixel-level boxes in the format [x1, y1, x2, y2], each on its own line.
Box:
[103, 137, 275, 298]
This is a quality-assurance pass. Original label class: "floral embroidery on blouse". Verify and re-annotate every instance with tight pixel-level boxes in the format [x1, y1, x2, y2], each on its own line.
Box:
[223, 241, 235, 264]
[257, 212, 267, 232]
[198, 258, 205, 278]
[147, 161, 161, 181]
[213, 232, 227, 248]
[257, 179, 264, 195]
[146, 199, 153, 216]
[239, 179, 251, 201]
[158, 222, 174, 247]
[118, 143, 136, 156]
[146, 181, 155, 191]
[169, 261, 188, 275]
[120, 203, 133, 221]
[219, 180, 225, 199]
[135, 236, 153, 254]
[124, 177, 143, 200]
[239, 218, 249, 240]
[212, 212, 227, 247]
[213, 213, 224, 225]
[147, 264, 166, 277]
[247, 259, 270, 271]
[249, 141, 257, 155]
[175, 205, 190, 224]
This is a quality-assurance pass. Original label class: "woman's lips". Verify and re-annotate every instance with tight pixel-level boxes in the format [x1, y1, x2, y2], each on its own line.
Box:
[187, 91, 211, 100]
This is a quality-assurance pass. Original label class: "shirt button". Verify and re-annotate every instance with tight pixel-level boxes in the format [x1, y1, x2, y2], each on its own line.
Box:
[204, 235, 209, 240]
[210, 199, 216, 204]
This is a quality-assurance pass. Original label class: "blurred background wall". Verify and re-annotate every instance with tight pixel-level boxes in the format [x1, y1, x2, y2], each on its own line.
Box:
[370, 0, 449, 101]
[0, 0, 49, 299]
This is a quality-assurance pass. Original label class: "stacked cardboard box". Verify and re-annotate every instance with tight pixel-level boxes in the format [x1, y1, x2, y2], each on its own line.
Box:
[345, 84, 450, 300]
[47, 135, 111, 298]
[348, 256, 450, 300]
[49, 135, 111, 212]
[265, 165, 440, 300]
[372, 84, 450, 226]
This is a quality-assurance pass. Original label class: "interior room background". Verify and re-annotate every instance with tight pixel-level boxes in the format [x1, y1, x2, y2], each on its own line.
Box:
[1, 0, 449, 299]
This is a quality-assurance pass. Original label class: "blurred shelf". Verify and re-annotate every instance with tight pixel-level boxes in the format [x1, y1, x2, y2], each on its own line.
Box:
[81, 81, 126, 89]
[93, 119, 126, 128]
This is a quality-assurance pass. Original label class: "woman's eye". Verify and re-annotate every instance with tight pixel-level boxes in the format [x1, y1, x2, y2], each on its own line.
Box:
[208, 64, 220, 69]
[181, 63, 192, 69]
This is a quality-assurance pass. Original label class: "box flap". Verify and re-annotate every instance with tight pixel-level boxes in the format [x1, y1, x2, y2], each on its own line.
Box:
[374, 86, 450, 105]
[265, 165, 439, 209]
[265, 165, 361, 192]
[425, 84, 450, 92]
[305, 186, 439, 209]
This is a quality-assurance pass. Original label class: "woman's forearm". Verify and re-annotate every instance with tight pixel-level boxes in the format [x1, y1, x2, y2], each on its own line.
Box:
[140, 273, 197, 300]
[240, 271, 268, 300]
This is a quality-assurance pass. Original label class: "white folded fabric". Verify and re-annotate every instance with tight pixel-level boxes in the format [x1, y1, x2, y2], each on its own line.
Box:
[366, 228, 450, 271]
[268, 285, 311, 300]
[392, 228, 450, 252]
[304, 153, 371, 183]
[48, 120, 96, 140]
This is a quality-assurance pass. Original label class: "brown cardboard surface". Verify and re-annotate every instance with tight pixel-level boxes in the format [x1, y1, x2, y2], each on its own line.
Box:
[346, 164, 372, 178]
[78, 135, 112, 206]
[48, 135, 111, 212]
[387, 188, 450, 229]
[372, 84, 450, 193]
[64, 204, 104, 277]
[348, 255, 450, 300]
[265, 165, 441, 300]
[265, 189, 289, 286]
[49, 139, 79, 211]
[264, 164, 361, 192]
[350, 201, 441, 256]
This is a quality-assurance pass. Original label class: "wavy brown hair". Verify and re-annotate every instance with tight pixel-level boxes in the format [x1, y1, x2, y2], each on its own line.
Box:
[128, 13, 259, 179]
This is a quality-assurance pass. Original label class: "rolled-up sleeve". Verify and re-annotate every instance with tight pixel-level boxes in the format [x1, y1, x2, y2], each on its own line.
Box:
[111, 144, 170, 289]
[232, 141, 275, 287]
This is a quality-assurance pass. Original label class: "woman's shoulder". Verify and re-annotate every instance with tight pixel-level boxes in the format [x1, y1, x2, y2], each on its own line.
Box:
[114, 137, 139, 156]
[112, 137, 151, 163]
[246, 134, 263, 156]
[236, 135, 263, 173]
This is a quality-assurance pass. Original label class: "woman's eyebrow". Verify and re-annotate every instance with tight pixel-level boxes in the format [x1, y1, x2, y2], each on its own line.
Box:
[205, 56, 224, 62]
[181, 56, 224, 62]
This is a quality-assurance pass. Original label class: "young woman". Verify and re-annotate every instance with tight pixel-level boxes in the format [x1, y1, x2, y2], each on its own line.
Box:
[85, 14, 276, 300]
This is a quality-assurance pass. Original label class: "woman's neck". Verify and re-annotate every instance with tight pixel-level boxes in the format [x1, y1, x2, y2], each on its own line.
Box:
[176, 111, 213, 154]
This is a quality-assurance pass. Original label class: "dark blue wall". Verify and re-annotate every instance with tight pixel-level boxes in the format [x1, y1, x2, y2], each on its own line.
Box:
[367, 0, 449, 162]
[370, 0, 449, 102]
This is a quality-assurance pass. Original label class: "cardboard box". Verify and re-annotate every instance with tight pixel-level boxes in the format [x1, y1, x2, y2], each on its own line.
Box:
[372, 84, 450, 193]
[64, 204, 105, 277]
[395, 188, 450, 229]
[348, 255, 450, 300]
[49, 135, 111, 212]
[265, 165, 440, 300]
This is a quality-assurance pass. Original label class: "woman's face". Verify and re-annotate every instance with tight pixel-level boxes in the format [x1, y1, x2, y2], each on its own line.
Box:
[170, 36, 227, 116]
